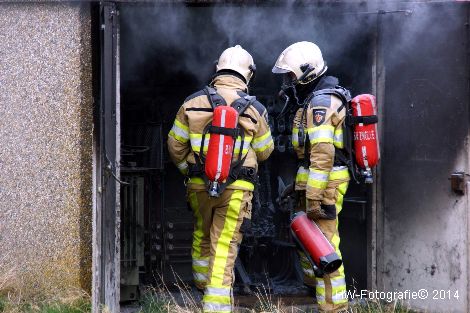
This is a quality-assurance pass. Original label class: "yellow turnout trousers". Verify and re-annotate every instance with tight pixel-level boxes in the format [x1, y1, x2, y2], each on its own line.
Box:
[187, 188, 252, 313]
[296, 168, 350, 313]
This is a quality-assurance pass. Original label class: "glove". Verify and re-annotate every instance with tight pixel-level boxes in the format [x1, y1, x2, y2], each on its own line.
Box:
[306, 199, 324, 220]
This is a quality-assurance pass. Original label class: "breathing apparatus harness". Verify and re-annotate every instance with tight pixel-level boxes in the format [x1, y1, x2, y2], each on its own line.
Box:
[188, 86, 258, 197]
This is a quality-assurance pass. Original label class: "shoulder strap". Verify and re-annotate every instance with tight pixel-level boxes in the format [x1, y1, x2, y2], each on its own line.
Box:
[204, 86, 227, 109]
[230, 95, 256, 115]
[313, 87, 352, 102]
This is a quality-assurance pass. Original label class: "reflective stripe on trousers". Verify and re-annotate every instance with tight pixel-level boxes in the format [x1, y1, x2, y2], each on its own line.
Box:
[296, 166, 309, 185]
[188, 192, 210, 289]
[202, 190, 245, 312]
[188, 189, 249, 313]
[296, 179, 349, 312]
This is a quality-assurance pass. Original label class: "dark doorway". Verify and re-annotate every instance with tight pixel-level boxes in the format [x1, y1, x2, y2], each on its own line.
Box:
[118, 2, 374, 302]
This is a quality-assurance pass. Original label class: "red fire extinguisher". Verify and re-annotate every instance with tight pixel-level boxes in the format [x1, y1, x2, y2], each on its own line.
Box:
[205, 106, 238, 196]
[351, 94, 380, 183]
[290, 212, 342, 275]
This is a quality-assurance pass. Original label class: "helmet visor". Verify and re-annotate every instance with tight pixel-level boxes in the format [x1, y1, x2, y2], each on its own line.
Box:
[272, 65, 290, 74]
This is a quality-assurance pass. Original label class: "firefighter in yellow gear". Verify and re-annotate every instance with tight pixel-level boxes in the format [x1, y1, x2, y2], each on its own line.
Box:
[168, 45, 274, 313]
[273, 41, 350, 313]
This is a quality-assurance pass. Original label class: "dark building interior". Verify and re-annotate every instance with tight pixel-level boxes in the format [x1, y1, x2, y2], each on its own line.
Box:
[117, 2, 374, 302]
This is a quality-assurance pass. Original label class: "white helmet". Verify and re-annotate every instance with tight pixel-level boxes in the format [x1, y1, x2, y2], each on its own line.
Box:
[216, 45, 256, 84]
[272, 41, 327, 84]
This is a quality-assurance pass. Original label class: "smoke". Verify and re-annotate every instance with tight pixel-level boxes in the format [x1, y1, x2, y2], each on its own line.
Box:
[120, 2, 374, 90]
[120, 1, 466, 96]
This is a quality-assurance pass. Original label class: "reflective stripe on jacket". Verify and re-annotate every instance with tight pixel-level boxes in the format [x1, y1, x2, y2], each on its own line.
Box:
[292, 92, 346, 200]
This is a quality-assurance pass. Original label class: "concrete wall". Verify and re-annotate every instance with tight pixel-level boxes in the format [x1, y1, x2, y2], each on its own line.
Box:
[0, 3, 93, 296]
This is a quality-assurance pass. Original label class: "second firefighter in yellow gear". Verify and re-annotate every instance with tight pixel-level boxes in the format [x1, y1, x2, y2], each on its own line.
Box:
[168, 45, 274, 313]
[273, 41, 350, 313]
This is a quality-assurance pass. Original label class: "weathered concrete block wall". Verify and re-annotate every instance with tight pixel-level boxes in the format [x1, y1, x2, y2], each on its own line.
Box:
[0, 3, 93, 296]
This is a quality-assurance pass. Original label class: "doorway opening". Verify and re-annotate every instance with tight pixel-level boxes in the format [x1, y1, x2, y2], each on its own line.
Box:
[117, 2, 374, 303]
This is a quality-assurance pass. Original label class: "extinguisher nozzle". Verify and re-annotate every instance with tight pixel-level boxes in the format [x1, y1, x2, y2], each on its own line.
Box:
[319, 252, 342, 274]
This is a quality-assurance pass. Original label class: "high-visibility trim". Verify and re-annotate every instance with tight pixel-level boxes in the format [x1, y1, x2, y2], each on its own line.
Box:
[331, 234, 340, 251]
[189, 192, 203, 259]
[189, 193, 208, 286]
[307, 180, 328, 190]
[193, 265, 209, 273]
[174, 119, 189, 131]
[335, 181, 349, 214]
[331, 276, 346, 288]
[203, 302, 232, 313]
[230, 180, 254, 190]
[329, 168, 350, 181]
[203, 295, 231, 305]
[307, 169, 329, 189]
[309, 169, 329, 182]
[337, 180, 349, 194]
[303, 268, 315, 278]
[190, 134, 209, 153]
[176, 160, 188, 174]
[234, 137, 252, 154]
[193, 259, 209, 267]
[295, 166, 309, 184]
[252, 131, 274, 152]
[169, 119, 190, 143]
[206, 286, 231, 297]
[209, 190, 244, 286]
[333, 128, 344, 148]
[331, 291, 348, 304]
[189, 177, 205, 185]
[316, 277, 327, 304]
[292, 127, 300, 148]
[188, 177, 254, 191]
[308, 125, 334, 144]
[190, 133, 252, 155]
[194, 272, 208, 282]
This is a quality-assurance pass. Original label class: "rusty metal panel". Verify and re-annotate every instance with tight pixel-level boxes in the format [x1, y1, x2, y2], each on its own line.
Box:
[380, 2, 469, 312]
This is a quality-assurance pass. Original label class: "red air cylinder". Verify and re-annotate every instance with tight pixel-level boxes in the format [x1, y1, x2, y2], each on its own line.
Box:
[290, 212, 342, 274]
[351, 94, 380, 182]
[205, 106, 238, 183]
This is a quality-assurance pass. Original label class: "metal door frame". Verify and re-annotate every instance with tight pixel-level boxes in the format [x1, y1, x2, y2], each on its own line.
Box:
[92, 2, 121, 313]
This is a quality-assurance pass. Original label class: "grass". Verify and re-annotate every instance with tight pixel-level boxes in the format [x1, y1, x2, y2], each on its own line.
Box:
[0, 254, 91, 313]
[0, 262, 416, 313]
[349, 299, 418, 313]
[0, 294, 91, 313]
[0, 288, 419, 313]
[138, 284, 419, 313]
